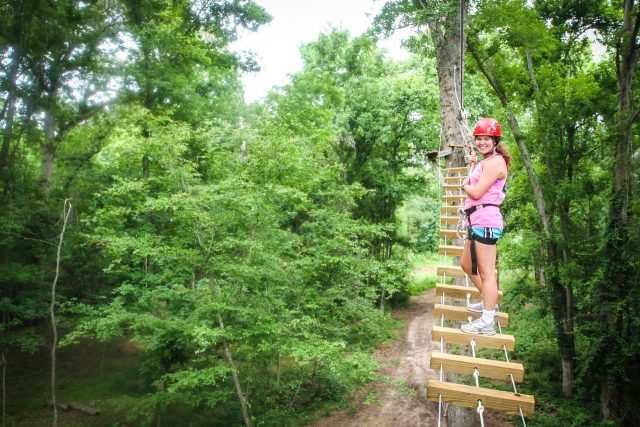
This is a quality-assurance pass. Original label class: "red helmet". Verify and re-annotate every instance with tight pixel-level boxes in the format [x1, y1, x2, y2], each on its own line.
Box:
[473, 118, 502, 137]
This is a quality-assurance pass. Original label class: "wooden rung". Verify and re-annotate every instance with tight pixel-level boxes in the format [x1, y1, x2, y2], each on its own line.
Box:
[437, 265, 465, 278]
[435, 283, 503, 302]
[434, 303, 509, 327]
[442, 184, 464, 192]
[436, 283, 480, 299]
[442, 195, 466, 202]
[437, 266, 500, 280]
[432, 325, 515, 351]
[444, 176, 466, 183]
[441, 205, 461, 214]
[427, 380, 535, 416]
[438, 245, 464, 256]
[430, 352, 523, 382]
[444, 167, 469, 174]
[440, 216, 459, 225]
[440, 229, 462, 239]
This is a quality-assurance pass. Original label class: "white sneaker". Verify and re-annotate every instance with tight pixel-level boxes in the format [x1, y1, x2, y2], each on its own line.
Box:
[461, 318, 496, 335]
[466, 302, 499, 314]
[466, 301, 483, 312]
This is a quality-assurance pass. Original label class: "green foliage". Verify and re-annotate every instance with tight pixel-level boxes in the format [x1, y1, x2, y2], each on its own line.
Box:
[3, 1, 639, 426]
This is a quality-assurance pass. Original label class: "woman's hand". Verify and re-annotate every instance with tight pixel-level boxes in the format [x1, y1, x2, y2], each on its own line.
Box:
[465, 149, 477, 165]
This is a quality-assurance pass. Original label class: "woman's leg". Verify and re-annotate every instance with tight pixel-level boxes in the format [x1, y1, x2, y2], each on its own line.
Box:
[461, 239, 483, 292]
[474, 241, 498, 311]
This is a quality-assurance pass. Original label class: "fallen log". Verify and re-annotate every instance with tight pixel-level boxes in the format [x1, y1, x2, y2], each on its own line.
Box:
[68, 402, 100, 416]
[47, 399, 69, 411]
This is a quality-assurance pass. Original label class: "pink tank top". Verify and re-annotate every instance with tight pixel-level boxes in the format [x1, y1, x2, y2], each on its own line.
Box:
[464, 153, 507, 228]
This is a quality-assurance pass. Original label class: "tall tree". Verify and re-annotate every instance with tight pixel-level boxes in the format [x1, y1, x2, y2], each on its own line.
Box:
[588, 0, 640, 420]
[376, 0, 472, 164]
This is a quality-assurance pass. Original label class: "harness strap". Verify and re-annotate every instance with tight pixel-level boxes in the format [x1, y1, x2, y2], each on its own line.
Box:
[469, 230, 479, 275]
[464, 203, 501, 217]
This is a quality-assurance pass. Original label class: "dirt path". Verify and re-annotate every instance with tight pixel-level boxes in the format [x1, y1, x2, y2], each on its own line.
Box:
[311, 289, 514, 427]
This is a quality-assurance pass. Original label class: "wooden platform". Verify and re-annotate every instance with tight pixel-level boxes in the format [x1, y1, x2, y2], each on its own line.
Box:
[427, 380, 535, 416]
[430, 352, 523, 382]
[434, 303, 509, 326]
[432, 325, 515, 351]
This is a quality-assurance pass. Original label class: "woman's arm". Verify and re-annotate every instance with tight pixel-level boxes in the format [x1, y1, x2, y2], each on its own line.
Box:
[462, 156, 507, 200]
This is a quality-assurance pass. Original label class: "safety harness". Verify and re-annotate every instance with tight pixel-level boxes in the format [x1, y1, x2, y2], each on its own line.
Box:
[464, 204, 501, 275]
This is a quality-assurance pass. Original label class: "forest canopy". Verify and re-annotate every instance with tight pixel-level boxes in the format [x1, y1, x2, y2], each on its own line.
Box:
[1, 1, 639, 426]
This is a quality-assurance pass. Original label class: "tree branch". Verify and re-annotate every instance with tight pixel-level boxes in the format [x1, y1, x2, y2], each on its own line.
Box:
[630, 107, 640, 125]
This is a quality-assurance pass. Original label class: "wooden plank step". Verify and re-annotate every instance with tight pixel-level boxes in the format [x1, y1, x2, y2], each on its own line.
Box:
[442, 195, 467, 203]
[444, 176, 466, 183]
[432, 325, 515, 351]
[430, 352, 523, 382]
[435, 283, 503, 302]
[438, 245, 464, 256]
[427, 379, 535, 416]
[441, 205, 461, 214]
[440, 216, 459, 225]
[442, 184, 464, 192]
[437, 265, 466, 278]
[444, 167, 469, 175]
[439, 229, 462, 239]
[437, 266, 500, 280]
[434, 303, 509, 327]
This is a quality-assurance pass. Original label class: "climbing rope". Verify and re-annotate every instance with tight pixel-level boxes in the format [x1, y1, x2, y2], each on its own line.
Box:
[469, 339, 486, 427]
[477, 400, 486, 427]
[456, 206, 467, 240]
[497, 321, 528, 426]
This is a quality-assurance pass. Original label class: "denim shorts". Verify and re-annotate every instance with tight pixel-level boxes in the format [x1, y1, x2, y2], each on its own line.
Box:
[468, 226, 503, 245]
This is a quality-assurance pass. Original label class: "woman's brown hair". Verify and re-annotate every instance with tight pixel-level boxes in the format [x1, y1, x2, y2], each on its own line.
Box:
[493, 138, 512, 169]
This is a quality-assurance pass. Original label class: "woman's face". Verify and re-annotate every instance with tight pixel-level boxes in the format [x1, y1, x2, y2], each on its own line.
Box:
[475, 135, 494, 156]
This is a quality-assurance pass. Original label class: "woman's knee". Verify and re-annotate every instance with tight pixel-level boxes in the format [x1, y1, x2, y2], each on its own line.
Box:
[478, 266, 497, 284]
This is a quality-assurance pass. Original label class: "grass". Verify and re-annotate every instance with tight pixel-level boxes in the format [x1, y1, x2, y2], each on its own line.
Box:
[5, 339, 148, 427]
[407, 251, 440, 295]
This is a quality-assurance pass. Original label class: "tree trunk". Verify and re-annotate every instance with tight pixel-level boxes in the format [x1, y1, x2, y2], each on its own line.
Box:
[427, 6, 471, 163]
[0, 48, 21, 175]
[1, 350, 5, 427]
[41, 111, 57, 196]
[599, 0, 639, 419]
[209, 278, 252, 427]
[526, 53, 577, 392]
[421, 1, 475, 424]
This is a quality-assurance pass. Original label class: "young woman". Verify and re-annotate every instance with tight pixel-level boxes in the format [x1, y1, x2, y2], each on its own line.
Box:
[459, 118, 511, 335]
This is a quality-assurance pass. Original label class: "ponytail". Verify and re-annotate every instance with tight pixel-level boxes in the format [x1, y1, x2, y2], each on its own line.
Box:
[495, 141, 512, 169]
